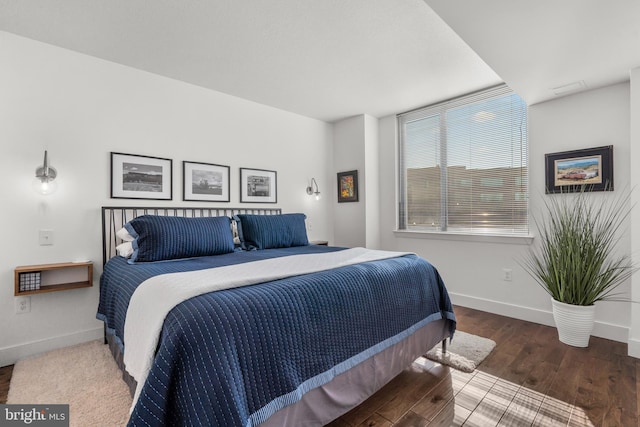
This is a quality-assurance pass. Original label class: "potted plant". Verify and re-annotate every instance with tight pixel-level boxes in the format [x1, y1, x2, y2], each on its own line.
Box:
[521, 186, 635, 347]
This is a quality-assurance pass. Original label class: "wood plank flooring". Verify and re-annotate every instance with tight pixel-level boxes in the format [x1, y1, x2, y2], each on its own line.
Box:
[0, 365, 12, 404]
[0, 306, 637, 426]
[326, 305, 639, 426]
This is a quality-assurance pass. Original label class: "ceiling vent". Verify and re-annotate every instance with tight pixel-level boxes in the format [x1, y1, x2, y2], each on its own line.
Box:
[551, 80, 587, 96]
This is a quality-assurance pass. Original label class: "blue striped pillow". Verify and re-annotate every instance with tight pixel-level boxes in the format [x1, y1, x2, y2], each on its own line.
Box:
[233, 213, 309, 250]
[125, 215, 235, 263]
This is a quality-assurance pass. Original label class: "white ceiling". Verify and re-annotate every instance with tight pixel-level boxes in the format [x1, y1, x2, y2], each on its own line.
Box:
[1, 1, 638, 123]
[424, 0, 640, 106]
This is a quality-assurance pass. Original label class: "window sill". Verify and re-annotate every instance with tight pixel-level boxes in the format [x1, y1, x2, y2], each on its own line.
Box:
[393, 229, 534, 245]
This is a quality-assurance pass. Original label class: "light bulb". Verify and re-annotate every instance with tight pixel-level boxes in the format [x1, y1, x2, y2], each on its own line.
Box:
[33, 177, 58, 195]
[307, 178, 321, 201]
[33, 151, 58, 195]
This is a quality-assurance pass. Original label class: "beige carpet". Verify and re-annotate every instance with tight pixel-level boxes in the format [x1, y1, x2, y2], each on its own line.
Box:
[7, 340, 131, 427]
[425, 330, 496, 373]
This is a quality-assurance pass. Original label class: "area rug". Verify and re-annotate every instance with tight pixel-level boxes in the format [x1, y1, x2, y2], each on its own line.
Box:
[425, 330, 496, 373]
[7, 340, 131, 427]
[7, 334, 495, 426]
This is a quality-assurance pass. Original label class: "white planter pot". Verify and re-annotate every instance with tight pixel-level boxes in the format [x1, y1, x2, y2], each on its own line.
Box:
[551, 298, 596, 347]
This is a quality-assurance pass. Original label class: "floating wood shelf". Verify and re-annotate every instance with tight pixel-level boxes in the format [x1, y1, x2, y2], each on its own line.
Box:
[14, 261, 93, 296]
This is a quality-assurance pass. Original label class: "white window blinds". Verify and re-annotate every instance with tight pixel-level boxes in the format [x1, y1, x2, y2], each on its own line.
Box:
[398, 85, 528, 235]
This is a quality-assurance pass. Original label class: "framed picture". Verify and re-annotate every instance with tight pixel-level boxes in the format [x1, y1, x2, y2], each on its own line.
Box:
[240, 168, 277, 203]
[111, 152, 172, 200]
[337, 170, 359, 203]
[545, 145, 613, 194]
[183, 161, 230, 202]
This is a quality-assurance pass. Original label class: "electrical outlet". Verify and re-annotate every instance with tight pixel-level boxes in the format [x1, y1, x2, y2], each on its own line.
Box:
[502, 268, 513, 282]
[15, 296, 31, 314]
[39, 229, 54, 246]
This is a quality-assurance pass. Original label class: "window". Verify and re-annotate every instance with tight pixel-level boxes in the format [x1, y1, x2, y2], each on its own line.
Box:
[398, 85, 528, 235]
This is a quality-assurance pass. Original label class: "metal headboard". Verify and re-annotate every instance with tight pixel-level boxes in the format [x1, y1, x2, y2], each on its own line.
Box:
[101, 206, 282, 265]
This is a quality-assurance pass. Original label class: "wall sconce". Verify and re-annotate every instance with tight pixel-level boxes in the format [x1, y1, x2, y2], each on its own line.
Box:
[33, 150, 58, 195]
[306, 178, 321, 200]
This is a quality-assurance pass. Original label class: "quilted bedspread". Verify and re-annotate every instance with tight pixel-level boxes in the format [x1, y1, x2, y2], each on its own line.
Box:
[97, 246, 455, 427]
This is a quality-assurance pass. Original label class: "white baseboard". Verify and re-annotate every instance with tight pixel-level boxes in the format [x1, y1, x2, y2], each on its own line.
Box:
[628, 338, 640, 358]
[450, 292, 630, 344]
[0, 327, 103, 367]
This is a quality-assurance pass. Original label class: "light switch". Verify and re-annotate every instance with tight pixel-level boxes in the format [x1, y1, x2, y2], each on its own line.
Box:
[39, 229, 54, 246]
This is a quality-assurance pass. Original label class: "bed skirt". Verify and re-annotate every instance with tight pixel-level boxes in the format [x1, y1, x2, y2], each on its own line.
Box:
[105, 331, 137, 399]
[105, 318, 451, 426]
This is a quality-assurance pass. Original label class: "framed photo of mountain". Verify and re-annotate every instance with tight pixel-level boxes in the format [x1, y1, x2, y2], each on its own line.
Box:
[111, 152, 172, 200]
[545, 146, 613, 194]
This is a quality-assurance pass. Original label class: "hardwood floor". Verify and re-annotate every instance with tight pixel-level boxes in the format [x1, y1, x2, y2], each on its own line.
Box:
[0, 365, 12, 404]
[326, 305, 639, 426]
[1, 306, 638, 426]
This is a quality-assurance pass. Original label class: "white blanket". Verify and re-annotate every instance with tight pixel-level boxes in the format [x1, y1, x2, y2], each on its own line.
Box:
[123, 247, 410, 408]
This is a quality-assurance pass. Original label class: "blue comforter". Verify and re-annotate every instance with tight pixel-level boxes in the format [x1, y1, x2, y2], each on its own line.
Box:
[97, 246, 455, 427]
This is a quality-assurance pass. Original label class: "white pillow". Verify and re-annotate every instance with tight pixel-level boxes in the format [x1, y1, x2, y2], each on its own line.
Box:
[231, 221, 241, 245]
[116, 242, 134, 258]
[116, 227, 135, 242]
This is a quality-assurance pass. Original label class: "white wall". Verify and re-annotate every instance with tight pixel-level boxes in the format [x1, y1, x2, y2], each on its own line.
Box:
[333, 116, 367, 247]
[364, 114, 381, 249]
[379, 82, 633, 344]
[629, 67, 640, 357]
[0, 32, 334, 366]
[332, 114, 381, 248]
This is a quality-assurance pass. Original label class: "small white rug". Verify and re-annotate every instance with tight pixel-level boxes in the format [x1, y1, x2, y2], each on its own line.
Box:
[7, 340, 131, 427]
[425, 330, 496, 373]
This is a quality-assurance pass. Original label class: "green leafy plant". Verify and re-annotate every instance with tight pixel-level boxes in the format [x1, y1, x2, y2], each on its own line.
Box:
[522, 186, 635, 306]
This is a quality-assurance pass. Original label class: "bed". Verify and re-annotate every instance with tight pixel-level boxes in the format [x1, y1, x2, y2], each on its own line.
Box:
[97, 206, 456, 427]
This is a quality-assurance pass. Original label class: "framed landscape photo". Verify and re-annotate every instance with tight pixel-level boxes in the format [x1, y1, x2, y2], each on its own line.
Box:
[545, 145, 613, 194]
[183, 161, 230, 202]
[337, 170, 359, 203]
[240, 168, 277, 203]
[111, 152, 172, 200]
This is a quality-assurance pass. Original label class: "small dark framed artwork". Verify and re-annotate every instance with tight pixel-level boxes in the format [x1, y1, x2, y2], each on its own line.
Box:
[337, 170, 359, 203]
[183, 161, 230, 202]
[545, 145, 613, 194]
[240, 168, 277, 203]
[111, 152, 172, 200]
